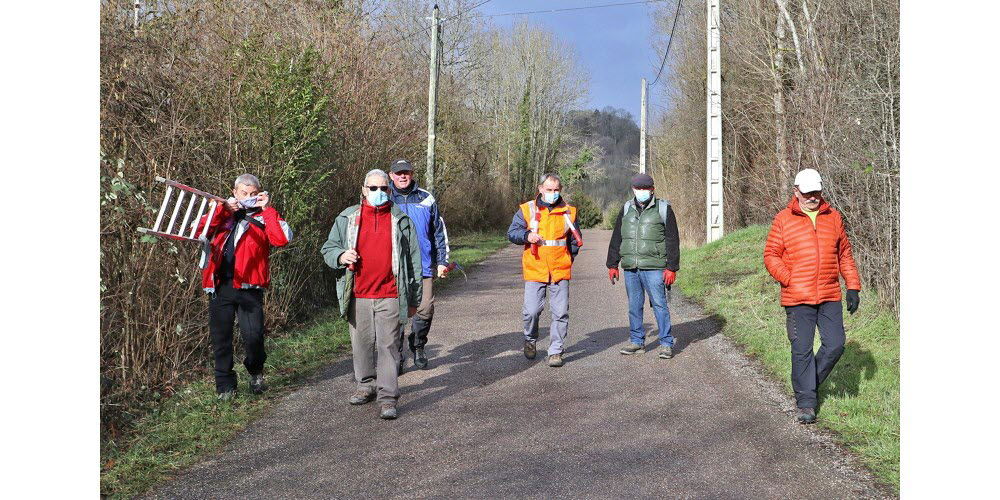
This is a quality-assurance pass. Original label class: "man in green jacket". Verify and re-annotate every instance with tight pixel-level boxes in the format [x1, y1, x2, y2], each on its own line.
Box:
[320, 169, 422, 420]
[606, 173, 682, 359]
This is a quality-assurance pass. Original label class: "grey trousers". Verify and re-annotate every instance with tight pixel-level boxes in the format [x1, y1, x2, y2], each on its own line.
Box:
[348, 297, 402, 403]
[406, 277, 435, 351]
[523, 280, 570, 355]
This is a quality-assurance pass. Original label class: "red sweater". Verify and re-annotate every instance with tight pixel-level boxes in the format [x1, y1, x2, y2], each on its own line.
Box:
[196, 205, 291, 291]
[353, 200, 398, 298]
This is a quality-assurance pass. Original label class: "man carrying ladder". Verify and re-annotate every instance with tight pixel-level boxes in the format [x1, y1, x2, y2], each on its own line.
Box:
[194, 174, 293, 400]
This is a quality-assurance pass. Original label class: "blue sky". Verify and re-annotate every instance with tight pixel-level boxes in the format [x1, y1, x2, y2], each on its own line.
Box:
[479, 0, 667, 125]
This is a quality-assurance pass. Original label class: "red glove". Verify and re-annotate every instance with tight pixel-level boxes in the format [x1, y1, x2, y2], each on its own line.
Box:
[663, 269, 676, 285]
[608, 268, 620, 284]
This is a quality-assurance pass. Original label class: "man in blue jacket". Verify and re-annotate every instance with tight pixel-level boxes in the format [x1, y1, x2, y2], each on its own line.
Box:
[388, 159, 451, 370]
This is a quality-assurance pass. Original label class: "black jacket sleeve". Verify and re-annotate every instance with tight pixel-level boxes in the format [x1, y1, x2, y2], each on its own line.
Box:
[606, 207, 624, 268]
[664, 205, 680, 271]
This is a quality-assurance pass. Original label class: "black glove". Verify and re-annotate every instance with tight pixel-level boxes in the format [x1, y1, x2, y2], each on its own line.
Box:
[845, 289, 860, 315]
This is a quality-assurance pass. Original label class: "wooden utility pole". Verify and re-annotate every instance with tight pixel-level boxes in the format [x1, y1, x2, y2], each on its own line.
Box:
[639, 78, 648, 174]
[425, 5, 441, 193]
[705, 0, 724, 242]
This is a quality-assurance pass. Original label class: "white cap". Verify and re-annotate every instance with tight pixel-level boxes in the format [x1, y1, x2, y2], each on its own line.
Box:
[794, 168, 823, 193]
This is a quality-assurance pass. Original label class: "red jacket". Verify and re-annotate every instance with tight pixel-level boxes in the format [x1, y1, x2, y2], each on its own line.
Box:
[353, 200, 398, 298]
[195, 204, 292, 292]
[763, 198, 861, 306]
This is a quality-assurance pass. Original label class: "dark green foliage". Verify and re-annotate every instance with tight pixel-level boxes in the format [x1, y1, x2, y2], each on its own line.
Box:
[570, 193, 603, 229]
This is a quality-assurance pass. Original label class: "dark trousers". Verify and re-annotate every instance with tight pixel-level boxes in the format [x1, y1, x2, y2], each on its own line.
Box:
[208, 284, 266, 393]
[785, 301, 846, 409]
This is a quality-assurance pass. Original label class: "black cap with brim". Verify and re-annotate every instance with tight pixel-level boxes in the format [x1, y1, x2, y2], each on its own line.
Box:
[390, 159, 413, 173]
[631, 173, 655, 188]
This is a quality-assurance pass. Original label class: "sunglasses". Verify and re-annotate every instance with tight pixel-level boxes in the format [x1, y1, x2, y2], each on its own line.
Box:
[366, 185, 389, 192]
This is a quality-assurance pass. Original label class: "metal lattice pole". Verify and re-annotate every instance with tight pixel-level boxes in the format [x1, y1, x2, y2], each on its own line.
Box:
[640, 78, 648, 174]
[705, 0, 724, 242]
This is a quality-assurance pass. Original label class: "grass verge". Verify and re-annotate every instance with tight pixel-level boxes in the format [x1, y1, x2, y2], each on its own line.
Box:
[676, 225, 900, 490]
[100, 230, 509, 498]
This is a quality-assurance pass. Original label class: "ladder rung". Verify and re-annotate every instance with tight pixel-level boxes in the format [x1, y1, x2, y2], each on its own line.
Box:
[137, 227, 201, 243]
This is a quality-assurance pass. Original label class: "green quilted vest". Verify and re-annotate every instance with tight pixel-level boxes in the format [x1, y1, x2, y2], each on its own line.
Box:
[620, 198, 668, 269]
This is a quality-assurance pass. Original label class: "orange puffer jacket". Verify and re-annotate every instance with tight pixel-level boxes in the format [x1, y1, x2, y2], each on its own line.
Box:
[763, 198, 862, 306]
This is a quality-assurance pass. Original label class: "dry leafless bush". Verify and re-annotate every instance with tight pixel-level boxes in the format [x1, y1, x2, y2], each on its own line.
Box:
[101, 0, 591, 437]
[649, 0, 898, 308]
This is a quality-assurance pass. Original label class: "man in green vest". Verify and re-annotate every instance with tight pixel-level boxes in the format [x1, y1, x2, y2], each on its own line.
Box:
[606, 173, 682, 359]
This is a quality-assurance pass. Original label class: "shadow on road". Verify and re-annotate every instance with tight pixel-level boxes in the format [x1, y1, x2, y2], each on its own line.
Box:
[399, 313, 726, 414]
[399, 331, 537, 413]
[672, 314, 726, 354]
[313, 358, 357, 384]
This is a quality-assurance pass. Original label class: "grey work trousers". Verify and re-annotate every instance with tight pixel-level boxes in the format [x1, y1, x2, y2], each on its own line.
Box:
[523, 280, 570, 356]
[348, 297, 402, 403]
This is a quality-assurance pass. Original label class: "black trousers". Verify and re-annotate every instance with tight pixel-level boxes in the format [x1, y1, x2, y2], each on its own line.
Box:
[208, 284, 266, 393]
[785, 301, 846, 409]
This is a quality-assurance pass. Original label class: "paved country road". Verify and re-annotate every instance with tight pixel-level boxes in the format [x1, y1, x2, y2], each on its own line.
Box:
[150, 229, 892, 499]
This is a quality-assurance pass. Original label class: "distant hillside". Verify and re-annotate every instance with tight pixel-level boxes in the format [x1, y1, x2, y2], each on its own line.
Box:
[562, 107, 640, 206]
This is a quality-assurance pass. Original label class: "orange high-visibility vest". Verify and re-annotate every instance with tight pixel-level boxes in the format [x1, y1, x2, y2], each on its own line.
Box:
[519, 200, 578, 283]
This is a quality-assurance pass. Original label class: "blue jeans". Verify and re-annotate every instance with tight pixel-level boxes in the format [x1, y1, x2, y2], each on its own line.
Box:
[623, 269, 673, 347]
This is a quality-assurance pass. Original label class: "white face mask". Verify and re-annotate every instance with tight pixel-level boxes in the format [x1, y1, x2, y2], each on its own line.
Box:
[366, 189, 389, 206]
[542, 191, 560, 204]
[633, 189, 652, 203]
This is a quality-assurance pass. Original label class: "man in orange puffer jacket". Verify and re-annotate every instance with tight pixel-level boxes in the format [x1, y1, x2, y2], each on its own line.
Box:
[763, 168, 861, 425]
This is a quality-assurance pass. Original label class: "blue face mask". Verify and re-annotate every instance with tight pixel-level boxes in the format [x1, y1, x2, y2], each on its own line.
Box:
[633, 189, 652, 203]
[239, 196, 259, 209]
[366, 190, 389, 206]
[542, 191, 560, 204]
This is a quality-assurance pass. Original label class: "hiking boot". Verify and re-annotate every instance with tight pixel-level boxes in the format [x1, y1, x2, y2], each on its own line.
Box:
[217, 390, 236, 402]
[547, 353, 565, 367]
[620, 343, 644, 355]
[413, 347, 429, 370]
[658, 346, 674, 359]
[249, 373, 266, 394]
[349, 389, 376, 406]
[524, 340, 537, 360]
[796, 407, 817, 424]
[379, 403, 399, 420]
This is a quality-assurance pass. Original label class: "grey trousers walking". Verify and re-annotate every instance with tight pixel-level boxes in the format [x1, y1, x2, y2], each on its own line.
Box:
[786, 301, 846, 409]
[348, 297, 402, 403]
[401, 277, 435, 354]
[523, 280, 570, 356]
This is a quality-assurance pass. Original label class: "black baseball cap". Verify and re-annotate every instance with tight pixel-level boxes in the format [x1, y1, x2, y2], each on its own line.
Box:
[631, 173, 655, 188]
[390, 159, 414, 173]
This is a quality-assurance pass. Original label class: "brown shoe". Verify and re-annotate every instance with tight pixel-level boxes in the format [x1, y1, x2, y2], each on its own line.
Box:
[380, 403, 399, 420]
[349, 389, 376, 405]
[524, 340, 537, 359]
[547, 353, 564, 367]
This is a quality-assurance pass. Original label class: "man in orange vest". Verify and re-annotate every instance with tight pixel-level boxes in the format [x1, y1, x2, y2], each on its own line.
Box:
[764, 168, 862, 425]
[506, 173, 582, 367]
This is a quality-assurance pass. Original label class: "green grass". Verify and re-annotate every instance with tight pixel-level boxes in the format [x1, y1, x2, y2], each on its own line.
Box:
[100, 230, 509, 499]
[676, 225, 900, 490]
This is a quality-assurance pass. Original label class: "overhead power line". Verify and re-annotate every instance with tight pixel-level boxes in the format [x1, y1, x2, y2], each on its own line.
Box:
[482, 0, 669, 18]
[392, 0, 496, 45]
[649, 0, 682, 87]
